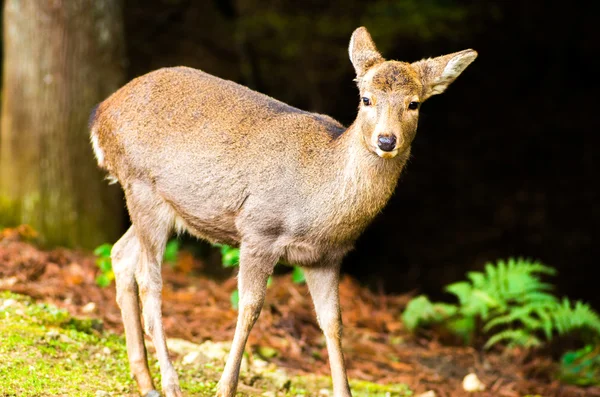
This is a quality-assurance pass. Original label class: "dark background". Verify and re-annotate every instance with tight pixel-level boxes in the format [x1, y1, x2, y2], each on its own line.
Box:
[30, 1, 600, 305]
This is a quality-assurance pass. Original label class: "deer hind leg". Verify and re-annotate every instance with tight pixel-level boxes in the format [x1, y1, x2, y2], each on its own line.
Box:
[124, 181, 181, 397]
[112, 226, 156, 396]
[304, 264, 352, 397]
[216, 242, 277, 397]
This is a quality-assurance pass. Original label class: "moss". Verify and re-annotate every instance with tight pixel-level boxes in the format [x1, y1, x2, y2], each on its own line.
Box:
[283, 375, 412, 397]
[0, 293, 133, 396]
[0, 293, 412, 396]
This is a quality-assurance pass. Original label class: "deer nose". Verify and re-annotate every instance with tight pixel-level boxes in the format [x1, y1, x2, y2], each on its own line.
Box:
[377, 135, 397, 152]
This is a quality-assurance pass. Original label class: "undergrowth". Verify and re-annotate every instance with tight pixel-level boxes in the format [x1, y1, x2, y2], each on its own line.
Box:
[93, 239, 180, 287]
[402, 257, 600, 385]
[93, 241, 306, 310]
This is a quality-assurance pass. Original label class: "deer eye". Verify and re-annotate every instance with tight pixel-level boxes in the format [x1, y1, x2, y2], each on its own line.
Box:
[362, 97, 371, 106]
[408, 101, 420, 110]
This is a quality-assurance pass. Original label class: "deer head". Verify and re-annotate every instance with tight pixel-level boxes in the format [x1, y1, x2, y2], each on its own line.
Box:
[349, 27, 477, 159]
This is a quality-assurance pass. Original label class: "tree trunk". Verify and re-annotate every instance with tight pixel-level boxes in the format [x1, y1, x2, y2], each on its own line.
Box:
[0, 0, 125, 248]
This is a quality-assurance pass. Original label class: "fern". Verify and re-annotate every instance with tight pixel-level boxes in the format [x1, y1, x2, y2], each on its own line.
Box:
[552, 298, 600, 336]
[402, 257, 600, 352]
[484, 329, 543, 349]
[560, 345, 600, 386]
[402, 295, 456, 331]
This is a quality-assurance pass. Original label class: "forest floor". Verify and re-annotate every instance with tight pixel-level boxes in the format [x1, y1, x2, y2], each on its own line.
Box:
[1, 226, 599, 397]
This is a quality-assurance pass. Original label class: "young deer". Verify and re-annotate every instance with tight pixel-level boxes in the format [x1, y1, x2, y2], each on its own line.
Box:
[90, 27, 476, 397]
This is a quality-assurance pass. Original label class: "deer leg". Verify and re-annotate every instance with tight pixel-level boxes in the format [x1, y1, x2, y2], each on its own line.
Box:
[112, 226, 156, 396]
[304, 264, 352, 397]
[124, 182, 181, 397]
[134, 233, 181, 397]
[216, 243, 277, 397]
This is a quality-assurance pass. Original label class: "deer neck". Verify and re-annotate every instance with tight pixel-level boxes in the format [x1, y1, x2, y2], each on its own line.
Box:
[317, 122, 409, 243]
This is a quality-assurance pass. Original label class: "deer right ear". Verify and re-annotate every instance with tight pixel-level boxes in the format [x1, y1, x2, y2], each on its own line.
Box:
[349, 27, 384, 78]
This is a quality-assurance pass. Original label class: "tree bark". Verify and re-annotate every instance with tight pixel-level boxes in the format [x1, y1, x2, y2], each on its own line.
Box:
[0, 0, 125, 248]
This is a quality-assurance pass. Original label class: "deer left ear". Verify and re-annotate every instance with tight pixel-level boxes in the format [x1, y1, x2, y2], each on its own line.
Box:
[349, 27, 384, 78]
[412, 49, 478, 100]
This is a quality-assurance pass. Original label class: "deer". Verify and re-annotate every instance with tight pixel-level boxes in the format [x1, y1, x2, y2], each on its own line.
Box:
[89, 27, 476, 397]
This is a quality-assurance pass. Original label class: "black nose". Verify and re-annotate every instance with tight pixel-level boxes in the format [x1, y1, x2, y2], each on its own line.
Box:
[377, 135, 397, 152]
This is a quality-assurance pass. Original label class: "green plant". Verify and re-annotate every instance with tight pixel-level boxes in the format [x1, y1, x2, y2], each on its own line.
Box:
[216, 244, 305, 309]
[93, 239, 181, 287]
[93, 243, 113, 287]
[559, 344, 600, 386]
[163, 239, 180, 264]
[402, 258, 600, 349]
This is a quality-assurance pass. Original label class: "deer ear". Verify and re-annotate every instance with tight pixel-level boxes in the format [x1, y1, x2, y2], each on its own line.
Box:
[349, 27, 384, 78]
[412, 49, 477, 100]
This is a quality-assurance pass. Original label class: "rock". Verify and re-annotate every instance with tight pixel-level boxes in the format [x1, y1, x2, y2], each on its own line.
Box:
[0, 277, 18, 288]
[197, 341, 231, 361]
[182, 350, 201, 365]
[268, 368, 290, 390]
[462, 373, 485, 392]
[166, 338, 203, 356]
[0, 298, 17, 310]
[82, 302, 97, 314]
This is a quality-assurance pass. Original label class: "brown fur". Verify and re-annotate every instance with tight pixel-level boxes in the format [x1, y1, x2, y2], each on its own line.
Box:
[91, 27, 477, 397]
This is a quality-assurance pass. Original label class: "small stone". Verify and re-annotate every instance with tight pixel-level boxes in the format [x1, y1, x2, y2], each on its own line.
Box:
[318, 389, 331, 396]
[462, 373, 485, 392]
[59, 334, 74, 343]
[82, 302, 97, 314]
[252, 358, 269, 370]
[102, 347, 111, 355]
[45, 330, 60, 340]
[0, 277, 18, 288]
[182, 350, 201, 365]
[1, 298, 17, 310]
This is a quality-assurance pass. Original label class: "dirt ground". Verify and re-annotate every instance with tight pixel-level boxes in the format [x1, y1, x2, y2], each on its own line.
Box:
[1, 227, 598, 397]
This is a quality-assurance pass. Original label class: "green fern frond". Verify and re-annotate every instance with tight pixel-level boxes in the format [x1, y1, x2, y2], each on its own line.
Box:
[514, 291, 557, 304]
[553, 298, 600, 336]
[483, 302, 555, 333]
[484, 329, 543, 349]
[466, 271, 486, 289]
[445, 281, 472, 305]
[401, 295, 456, 331]
[402, 257, 600, 354]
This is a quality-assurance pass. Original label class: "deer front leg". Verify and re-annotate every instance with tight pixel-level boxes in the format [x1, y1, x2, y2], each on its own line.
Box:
[304, 264, 352, 397]
[216, 243, 277, 397]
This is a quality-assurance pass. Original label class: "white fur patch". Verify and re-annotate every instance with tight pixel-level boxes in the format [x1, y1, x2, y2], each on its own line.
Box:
[375, 148, 398, 159]
[90, 129, 105, 167]
[105, 174, 119, 185]
[174, 216, 189, 236]
[431, 50, 478, 96]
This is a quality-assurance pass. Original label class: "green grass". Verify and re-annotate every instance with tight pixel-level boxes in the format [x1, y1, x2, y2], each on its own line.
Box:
[0, 292, 132, 396]
[0, 292, 412, 396]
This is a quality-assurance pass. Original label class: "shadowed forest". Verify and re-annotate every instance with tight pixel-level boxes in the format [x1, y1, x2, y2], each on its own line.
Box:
[0, 1, 598, 396]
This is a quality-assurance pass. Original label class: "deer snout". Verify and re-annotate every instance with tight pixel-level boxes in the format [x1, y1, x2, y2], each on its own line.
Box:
[377, 135, 397, 152]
